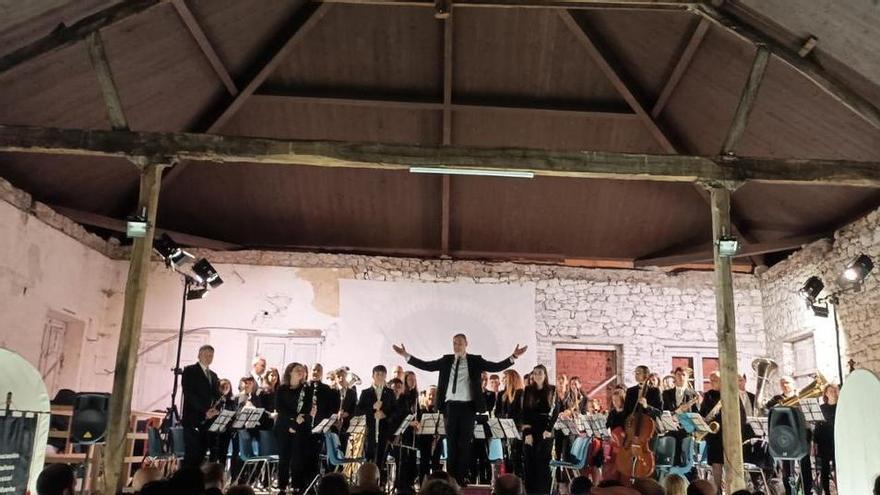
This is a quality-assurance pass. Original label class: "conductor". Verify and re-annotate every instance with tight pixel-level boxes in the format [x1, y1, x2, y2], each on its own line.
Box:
[392, 334, 527, 486]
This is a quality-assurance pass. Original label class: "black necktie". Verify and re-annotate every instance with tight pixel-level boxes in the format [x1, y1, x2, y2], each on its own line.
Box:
[452, 357, 460, 394]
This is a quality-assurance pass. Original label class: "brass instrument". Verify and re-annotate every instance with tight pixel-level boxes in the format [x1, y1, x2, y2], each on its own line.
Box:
[780, 372, 827, 407]
[674, 395, 700, 414]
[752, 357, 778, 413]
[343, 423, 366, 480]
[694, 400, 722, 442]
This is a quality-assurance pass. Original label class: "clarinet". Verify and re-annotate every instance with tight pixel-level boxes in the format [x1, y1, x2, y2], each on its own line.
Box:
[310, 380, 320, 429]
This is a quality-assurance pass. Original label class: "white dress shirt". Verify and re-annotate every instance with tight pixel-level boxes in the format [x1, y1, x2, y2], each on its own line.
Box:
[446, 355, 472, 402]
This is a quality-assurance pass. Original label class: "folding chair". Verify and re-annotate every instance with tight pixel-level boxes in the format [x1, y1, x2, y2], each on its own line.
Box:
[235, 429, 267, 487]
[145, 427, 176, 476]
[549, 436, 590, 494]
[324, 432, 366, 483]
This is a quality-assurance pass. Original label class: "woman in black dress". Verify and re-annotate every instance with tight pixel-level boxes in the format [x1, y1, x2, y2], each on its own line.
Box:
[275, 362, 314, 495]
[209, 378, 238, 463]
[498, 369, 524, 478]
[521, 364, 559, 495]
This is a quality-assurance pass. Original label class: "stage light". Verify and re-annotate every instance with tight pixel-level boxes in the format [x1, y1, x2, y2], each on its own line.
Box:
[186, 284, 209, 300]
[717, 236, 739, 257]
[125, 209, 147, 239]
[154, 233, 193, 267]
[842, 254, 873, 283]
[192, 258, 223, 288]
[800, 276, 824, 304]
[409, 167, 534, 179]
[810, 304, 829, 318]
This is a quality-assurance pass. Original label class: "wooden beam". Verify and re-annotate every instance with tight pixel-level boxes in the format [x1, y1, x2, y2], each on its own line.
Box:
[251, 93, 637, 120]
[3, 125, 880, 186]
[634, 232, 827, 267]
[85, 31, 128, 131]
[0, 0, 160, 75]
[558, 11, 677, 154]
[721, 45, 770, 154]
[697, 4, 880, 132]
[315, 0, 696, 10]
[100, 162, 165, 495]
[48, 204, 241, 251]
[441, 175, 451, 255]
[440, 7, 453, 255]
[709, 186, 747, 493]
[651, 17, 710, 119]
[170, 0, 238, 96]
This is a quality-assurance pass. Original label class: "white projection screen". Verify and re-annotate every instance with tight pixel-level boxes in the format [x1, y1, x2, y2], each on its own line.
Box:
[326, 279, 537, 389]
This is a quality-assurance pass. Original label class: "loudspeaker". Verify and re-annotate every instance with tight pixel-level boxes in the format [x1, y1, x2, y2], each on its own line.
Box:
[768, 406, 809, 460]
[71, 393, 110, 444]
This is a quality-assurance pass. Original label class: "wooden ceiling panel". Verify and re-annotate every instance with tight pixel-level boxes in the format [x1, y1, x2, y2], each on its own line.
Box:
[100, 2, 226, 132]
[572, 9, 697, 104]
[451, 111, 663, 153]
[157, 162, 442, 249]
[736, 58, 880, 161]
[220, 95, 442, 145]
[450, 176, 712, 259]
[454, 8, 624, 105]
[0, 152, 137, 214]
[266, 5, 442, 97]
[0, 41, 110, 129]
[185, 0, 307, 82]
[660, 24, 755, 155]
[0, 0, 117, 56]
[733, 182, 880, 239]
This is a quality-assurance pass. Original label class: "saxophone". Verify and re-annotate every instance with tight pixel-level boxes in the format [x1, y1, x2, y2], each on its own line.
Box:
[694, 399, 722, 442]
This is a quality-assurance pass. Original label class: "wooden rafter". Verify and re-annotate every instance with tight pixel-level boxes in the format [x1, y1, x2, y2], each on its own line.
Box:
[85, 31, 128, 131]
[440, 8, 454, 255]
[3, 125, 880, 187]
[170, 0, 238, 96]
[721, 45, 770, 155]
[651, 17, 710, 119]
[0, 0, 160, 75]
[314, 0, 696, 10]
[633, 232, 827, 267]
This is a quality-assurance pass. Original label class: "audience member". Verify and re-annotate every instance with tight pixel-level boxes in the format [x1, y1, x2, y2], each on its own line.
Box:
[201, 462, 226, 495]
[138, 481, 167, 495]
[226, 486, 257, 495]
[687, 479, 716, 495]
[319, 473, 350, 495]
[730, 490, 752, 495]
[633, 477, 665, 495]
[352, 463, 383, 495]
[168, 466, 205, 494]
[36, 464, 76, 495]
[420, 479, 460, 495]
[131, 466, 163, 492]
[874, 474, 880, 495]
[425, 471, 458, 489]
[662, 474, 688, 495]
[492, 474, 522, 495]
[597, 479, 624, 488]
[591, 485, 639, 495]
[568, 475, 592, 495]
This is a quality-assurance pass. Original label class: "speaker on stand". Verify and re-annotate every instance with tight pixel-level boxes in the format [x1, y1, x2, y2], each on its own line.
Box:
[70, 393, 110, 495]
[768, 406, 809, 495]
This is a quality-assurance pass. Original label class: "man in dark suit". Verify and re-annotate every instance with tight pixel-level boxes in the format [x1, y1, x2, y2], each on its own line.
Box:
[392, 334, 527, 485]
[662, 367, 698, 413]
[623, 365, 663, 421]
[181, 344, 220, 467]
[357, 365, 397, 484]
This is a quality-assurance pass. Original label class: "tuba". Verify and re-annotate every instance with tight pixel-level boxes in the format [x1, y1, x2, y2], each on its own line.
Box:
[780, 372, 828, 407]
[752, 357, 778, 414]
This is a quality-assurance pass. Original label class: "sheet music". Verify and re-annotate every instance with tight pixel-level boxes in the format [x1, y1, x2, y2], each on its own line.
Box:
[746, 416, 768, 437]
[209, 409, 235, 433]
[799, 398, 825, 423]
[487, 418, 505, 439]
[347, 415, 367, 434]
[231, 407, 265, 429]
[499, 418, 521, 440]
[417, 413, 446, 436]
[394, 414, 416, 436]
[312, 414, 339, 434]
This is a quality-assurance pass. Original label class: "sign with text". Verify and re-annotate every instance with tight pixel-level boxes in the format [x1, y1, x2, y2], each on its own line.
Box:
[0, 412, 37, 494]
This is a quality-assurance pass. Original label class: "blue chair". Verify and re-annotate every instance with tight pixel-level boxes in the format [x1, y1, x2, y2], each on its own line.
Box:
[654, 436, 676, 469]
[145, 427, 175, 476]
[656, 436, 696, 481]
[549, 436, 590, 493]
[169, 427, 186, 460]
[325, 432, 365, 482]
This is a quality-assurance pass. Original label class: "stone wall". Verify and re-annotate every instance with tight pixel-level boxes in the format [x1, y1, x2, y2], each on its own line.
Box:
[760, 208, 880, 384]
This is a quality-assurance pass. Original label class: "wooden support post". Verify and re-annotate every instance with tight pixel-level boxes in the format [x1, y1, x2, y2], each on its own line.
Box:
[100, 162, 166, 495]
[709, 185, 746, 493]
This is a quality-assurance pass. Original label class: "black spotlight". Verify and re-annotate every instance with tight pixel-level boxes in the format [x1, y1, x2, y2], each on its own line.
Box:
[842, 254, 874, 285]
[154, 233, 192, 267]
[192, 258, 223, 288]
[186, 283, 210, 300]
[810, 304, 829, 318]
[799, 276, 824, 304]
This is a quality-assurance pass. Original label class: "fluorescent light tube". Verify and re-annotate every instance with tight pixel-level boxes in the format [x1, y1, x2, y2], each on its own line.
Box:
[409, 167, 534, 179]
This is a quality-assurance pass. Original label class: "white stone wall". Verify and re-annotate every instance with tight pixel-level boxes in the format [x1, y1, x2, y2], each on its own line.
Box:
[760, 208, 880, 384]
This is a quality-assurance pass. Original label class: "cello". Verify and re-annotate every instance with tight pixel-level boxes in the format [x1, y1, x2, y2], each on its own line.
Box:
[615, 382, 655, 479]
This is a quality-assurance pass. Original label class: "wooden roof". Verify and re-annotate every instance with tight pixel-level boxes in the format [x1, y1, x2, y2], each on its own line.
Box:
[1, 0, 879, 270]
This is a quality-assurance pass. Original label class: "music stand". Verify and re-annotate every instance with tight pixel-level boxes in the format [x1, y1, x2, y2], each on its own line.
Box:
[394, 414, 416, 437]
[312, 414, 339, 434]
[553, 417, 576, 436]
[232, 408, 265, 429]
[656, 412, 680, 435]
[209, 409, 235, 433]
[347, 415, 367, 435]
[746, 416, 768, 438]
[799, 398, 825, 423]
[680, 412, 711, 437]
[587, 414, 606, 437]
[498, 418, 521, 441]
[417, 413, 445, 436]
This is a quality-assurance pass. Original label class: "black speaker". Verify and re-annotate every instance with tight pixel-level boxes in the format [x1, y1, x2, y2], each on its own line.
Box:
[70, 393, 110, 444]
[768, 406, 809, 460]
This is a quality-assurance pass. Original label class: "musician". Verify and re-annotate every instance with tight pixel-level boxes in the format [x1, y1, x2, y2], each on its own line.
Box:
[392, 334, 527, 486]
[485, 374, 501, 417]
[605, 387, 627, 482]
[662, 367, 698, 414]
[307, 363, 340, 484]
[417, 385, 441, 482]
[738, 374, 756, 417]
[394, 372, 421, 494]
[357, 365, 396, 485]
[256, 367, 280, 428]
[181, 344, 220, 467]
[393, 365, 406, 382]
[275, 362, 315, 495]
[498, 369, 524, 478]
[815, 384, 838, 495]
[251, 356, 267, 387]
[521, 364, 559, 495]
[335, 368, 359, 448]
[209, 378, 238, 464]
[700, 371, 724, 491]
[767, 376, 813, 495]
[623, 366, 662, 421]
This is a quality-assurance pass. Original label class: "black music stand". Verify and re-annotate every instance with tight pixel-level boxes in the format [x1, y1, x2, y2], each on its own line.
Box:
[586, 414, 606, 438]
[231, 408, 265, 430]
[312, 414, 339, 434]
[347, 415, 367, 435]
[417, 413, 445, 436]
[799, 398, 825, 423]
[498, 418, 521, 441]
[746, 416, 768, 438]
[208, 409, 235, 433]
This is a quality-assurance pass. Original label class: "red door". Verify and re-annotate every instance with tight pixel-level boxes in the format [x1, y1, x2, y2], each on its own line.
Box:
[555, 349, 617, 412]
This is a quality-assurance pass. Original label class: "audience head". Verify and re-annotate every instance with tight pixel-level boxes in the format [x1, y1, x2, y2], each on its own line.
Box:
[730, 491, 752, 495]
[132, 466, 163, 492]
[36, 464, 75, 495]
[597, 480, 623, 488]
[138, 480, 167, 495]
[687, 479, 716, 495]
[319, 473, 350, 495]
[632, 477, 665, 495]
[201, 462, 225, 489]
[662, 474, 688, 495]
[492, 474, 521, 495]
[420, 479, 460, 495]
[357, 462, 381, 488]
[569, 475, 592, 495]
[426, 471, 458, 488]
[169, 466, 204, 494]
[226, 486, 256, 495]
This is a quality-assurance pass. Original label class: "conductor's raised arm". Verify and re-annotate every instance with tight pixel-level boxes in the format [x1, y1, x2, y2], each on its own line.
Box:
[392, 343, 444, 371]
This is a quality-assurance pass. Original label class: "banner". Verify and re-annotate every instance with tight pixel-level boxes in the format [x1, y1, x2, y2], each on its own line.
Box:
[0, 412, 37, 494]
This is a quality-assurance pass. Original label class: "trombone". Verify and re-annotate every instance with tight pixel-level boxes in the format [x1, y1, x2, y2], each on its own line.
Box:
[780, 372, 828, 407]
